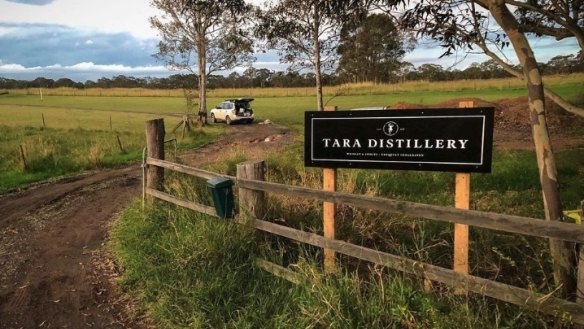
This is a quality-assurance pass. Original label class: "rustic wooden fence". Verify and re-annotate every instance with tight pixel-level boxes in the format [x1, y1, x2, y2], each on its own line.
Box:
[143, 119, 584, 325]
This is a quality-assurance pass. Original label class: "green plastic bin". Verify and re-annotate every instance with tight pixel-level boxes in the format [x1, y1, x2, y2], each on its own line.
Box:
[207, 177, 234, 219]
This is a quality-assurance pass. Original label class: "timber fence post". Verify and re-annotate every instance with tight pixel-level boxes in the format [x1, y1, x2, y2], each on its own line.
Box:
[453, 101, 474, 294]
[236, 160, 266, 220]
[19, 144, 27, 171]
[323, 105, 338, 273]
[116, 134, 125, 153]
[145, 118, 165, 198]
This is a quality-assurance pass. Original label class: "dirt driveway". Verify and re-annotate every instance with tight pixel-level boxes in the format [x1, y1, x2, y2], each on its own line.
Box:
[0, 122, 292, 329]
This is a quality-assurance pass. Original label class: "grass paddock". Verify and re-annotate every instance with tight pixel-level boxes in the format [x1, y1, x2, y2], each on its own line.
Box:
[2, 75, 583, 327]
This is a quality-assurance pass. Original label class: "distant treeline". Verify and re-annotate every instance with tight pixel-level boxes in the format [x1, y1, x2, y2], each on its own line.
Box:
[0, 55, 581, 90]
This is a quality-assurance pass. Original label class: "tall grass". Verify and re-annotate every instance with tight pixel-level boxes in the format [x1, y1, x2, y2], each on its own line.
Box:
[112, 194, 573, 328]
[257, 144, 584, 282]
[0, 123, 221, 193]
[112, 200, 564, 329]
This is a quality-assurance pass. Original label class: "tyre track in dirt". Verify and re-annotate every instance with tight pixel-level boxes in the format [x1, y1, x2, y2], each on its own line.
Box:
[0, 122, 293, 329]
[0, 166, 144, 328]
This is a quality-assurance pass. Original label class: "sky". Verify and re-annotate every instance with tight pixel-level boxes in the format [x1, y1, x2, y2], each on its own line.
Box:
[0, 0, 580, 82]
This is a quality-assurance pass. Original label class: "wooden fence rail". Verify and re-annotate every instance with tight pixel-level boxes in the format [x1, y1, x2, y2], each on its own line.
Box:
[147, 157, 584, 244]
[236, 177, 584, 244]
[250, 217, 584, 324]
[143, 155, 584, 325]
[147, 158, 233, 181]
[146, 188, 217, 217]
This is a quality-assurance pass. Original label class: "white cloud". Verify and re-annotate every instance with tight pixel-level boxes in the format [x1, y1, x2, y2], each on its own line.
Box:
[229, 61, 289, 74]
[0, 61, 171, 80]
[84, 39, 93, 45]
[0, 62, 27, 70]
[65, 62, 167, 73]
[0, 0, 161, 39]
[0, 25, 20, 37]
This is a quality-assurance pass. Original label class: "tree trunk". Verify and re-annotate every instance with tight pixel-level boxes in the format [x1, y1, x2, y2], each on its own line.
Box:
[313, 3, 324, 111]
[487, 0, 577, 298]
[197, 32, 208, 126]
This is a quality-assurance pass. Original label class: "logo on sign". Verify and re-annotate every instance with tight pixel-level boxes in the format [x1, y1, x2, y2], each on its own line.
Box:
[382, 121, 399, 136]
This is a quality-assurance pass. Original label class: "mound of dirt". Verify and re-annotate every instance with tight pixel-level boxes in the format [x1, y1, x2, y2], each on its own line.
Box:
[437, 97, 499, 109]
[388, 96, 584, 149]
[391, 102, 429, 109]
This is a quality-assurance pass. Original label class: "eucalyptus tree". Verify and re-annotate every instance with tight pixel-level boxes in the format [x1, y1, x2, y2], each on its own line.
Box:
[256, 0, 374, 110]
[337, 13, 407, 83]
[150, 0, 254, 124]
[399, 0, 582, 298]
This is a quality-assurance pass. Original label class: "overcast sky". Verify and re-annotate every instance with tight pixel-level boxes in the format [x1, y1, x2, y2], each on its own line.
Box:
[0, 0, 579, 82]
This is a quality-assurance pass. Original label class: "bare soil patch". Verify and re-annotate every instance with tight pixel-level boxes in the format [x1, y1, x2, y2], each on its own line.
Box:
[393, 96, 584, 150]
[179, 121, 293, 167]
[0, 122, 293, 329]
[0, 167, 145, 328]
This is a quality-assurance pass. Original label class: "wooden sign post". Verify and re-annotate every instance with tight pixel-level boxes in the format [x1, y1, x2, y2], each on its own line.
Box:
[454, 172, 470, 274]
[304, 102, 494, 276]
[323, 106, 337, 273]
[454, 101, 474, 277]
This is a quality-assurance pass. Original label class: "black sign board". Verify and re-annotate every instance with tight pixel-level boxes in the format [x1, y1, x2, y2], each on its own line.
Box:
[305, 108, 494, 173]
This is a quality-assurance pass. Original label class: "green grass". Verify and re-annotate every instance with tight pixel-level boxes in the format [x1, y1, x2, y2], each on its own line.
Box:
[0, 91, 227, 192]
[110, 133, 584, 328]
[2, 77, 583, 327]
[0, 122, 221, 193]
[112, 194, 573, 328]
[113, 200, 569, 329]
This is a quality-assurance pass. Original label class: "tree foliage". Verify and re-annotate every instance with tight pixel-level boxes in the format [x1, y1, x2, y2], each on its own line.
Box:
[256, 0, 376, 110]
[513, 0, 584, 50]
[256, 0, 342, 110]
[337, 13, 407, 83]
[151, 0, 253, 74]
[400, 0, 584, 57]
